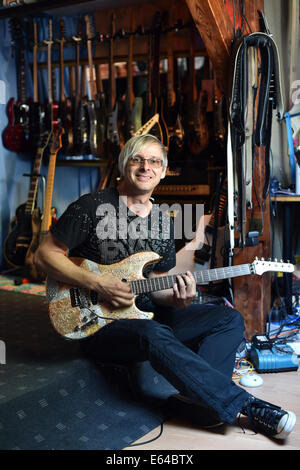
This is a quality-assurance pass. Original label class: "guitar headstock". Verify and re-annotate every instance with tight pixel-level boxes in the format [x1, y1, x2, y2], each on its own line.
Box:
[152, 10, 162, 32]
[110, 12, 116, 37]
[44, 17, 53, 44]
[49, 128, 64, 155]
[39, 131, 51, 151]
[33, 19, 38, 46]
[85, 14, 95, 41]
[9, 17, 23, 44]
[251, 258, 294, 276]
[59, 19, 66, 42]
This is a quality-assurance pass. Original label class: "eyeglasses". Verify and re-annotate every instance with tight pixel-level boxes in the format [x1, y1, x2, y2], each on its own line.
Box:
[128, 155, 164, 168]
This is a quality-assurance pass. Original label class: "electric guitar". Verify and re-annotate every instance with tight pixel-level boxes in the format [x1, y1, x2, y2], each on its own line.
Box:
[185, 25, 209, 156]
[164, 12, 184, 160]
[124, 11, 143, 140]
[85, 14, 105, 157]
[106, 13, 120, 155]
[44, 18, 60, 135]
[72, 18, 90, 155]
[3, 132, 50, 268]
[46, 253, 294, 339]
[31, 19, 46, 146]
[25, 128, 64, 281]
[57, 19, 74, 155]
[151, 11, 169, 149]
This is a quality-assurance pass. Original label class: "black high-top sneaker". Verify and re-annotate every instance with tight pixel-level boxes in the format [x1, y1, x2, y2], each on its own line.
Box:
[242, 396, 296, 439]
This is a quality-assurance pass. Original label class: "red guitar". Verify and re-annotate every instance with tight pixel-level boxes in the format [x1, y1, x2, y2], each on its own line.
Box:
[3, 18, 31, 153]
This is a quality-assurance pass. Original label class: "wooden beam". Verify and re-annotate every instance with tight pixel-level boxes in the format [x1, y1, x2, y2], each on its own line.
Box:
[185, 0, 234, 91]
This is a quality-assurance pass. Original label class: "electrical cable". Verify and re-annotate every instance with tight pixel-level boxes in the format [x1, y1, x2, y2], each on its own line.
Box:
[232, 358, 254, 379]
[127, 423, 164, 447]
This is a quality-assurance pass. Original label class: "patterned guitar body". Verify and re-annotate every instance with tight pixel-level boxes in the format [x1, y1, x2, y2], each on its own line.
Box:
[46, 252, 159, 340]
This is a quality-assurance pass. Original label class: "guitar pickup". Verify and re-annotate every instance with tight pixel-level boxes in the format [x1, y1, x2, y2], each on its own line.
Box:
[70, 287, 80, 307]
[69, 287, 91, 308]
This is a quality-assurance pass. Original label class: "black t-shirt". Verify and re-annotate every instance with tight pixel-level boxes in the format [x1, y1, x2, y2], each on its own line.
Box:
[50, 187, 176, 276]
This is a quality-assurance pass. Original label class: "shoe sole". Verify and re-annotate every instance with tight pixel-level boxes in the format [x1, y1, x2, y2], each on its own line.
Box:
[275, 411, 296, 439]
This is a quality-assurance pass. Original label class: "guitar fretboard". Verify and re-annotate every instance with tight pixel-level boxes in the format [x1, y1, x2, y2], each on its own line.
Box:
[130, 264, 251, 294]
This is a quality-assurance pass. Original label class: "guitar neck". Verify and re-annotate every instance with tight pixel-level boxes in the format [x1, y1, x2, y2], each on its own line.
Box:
[59, 41, 65, 102]
[24, 146, 44, 215]
[18, 42, 27, 103]
[33, 21, 38, 103]
[87, 39, 97, 100]
[59, 19, 66, 103]
[188, 26, 197, 120]
[152, 29, 160, 99]
[46, 19, 53, 105]
[130, 264, 252, 295]
[146, 34, 153, 107]
[41, 150, 57, 234]
[108, 14, 116, 112]
[126, 12, 135, 110]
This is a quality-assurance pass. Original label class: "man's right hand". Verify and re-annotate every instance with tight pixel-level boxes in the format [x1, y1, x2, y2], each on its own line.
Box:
[93, 273, 135, 308]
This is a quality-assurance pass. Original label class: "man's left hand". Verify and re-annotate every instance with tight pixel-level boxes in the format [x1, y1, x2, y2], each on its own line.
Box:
[172, 271, 197, 309]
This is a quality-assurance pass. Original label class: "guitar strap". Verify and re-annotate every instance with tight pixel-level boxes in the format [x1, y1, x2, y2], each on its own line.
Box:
[229, 32, 284, 247]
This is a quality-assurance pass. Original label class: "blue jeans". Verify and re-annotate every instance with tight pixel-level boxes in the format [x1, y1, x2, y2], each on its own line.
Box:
[82, 302, 250, 423]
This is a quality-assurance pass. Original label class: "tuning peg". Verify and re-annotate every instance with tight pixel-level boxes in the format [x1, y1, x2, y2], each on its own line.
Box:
[261, 257, 265, 261]
[174, 19, 184, 31]
[274, 258, 278, 262]
[117, 28, 126, 38]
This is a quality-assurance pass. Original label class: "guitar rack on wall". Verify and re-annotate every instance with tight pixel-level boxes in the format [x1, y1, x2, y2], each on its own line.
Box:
[3, 0, 227, 190]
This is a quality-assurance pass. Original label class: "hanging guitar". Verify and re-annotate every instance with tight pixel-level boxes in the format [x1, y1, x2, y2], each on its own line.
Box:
[106, 13, 120, 157]
[3, 132, 51, 269]
[31, 19, 47, 146]
[164, 11, 184, 161]
[3, 18, 31, 153]
[72, 18, 90, 155]
[151, 11, 169, 149]
[142, 25, 156, 127]
[24, 18, 64, 281]
[57, 19, 74, 155]
[46, 253, 294, 339]
[185, 25, 209, 157]
[44, 18, 60, 137]
[189, 88, 210, 156]
[85, 14, 105, 158]
[124, 11, 143, 140]
[25, 128, 64, 281]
